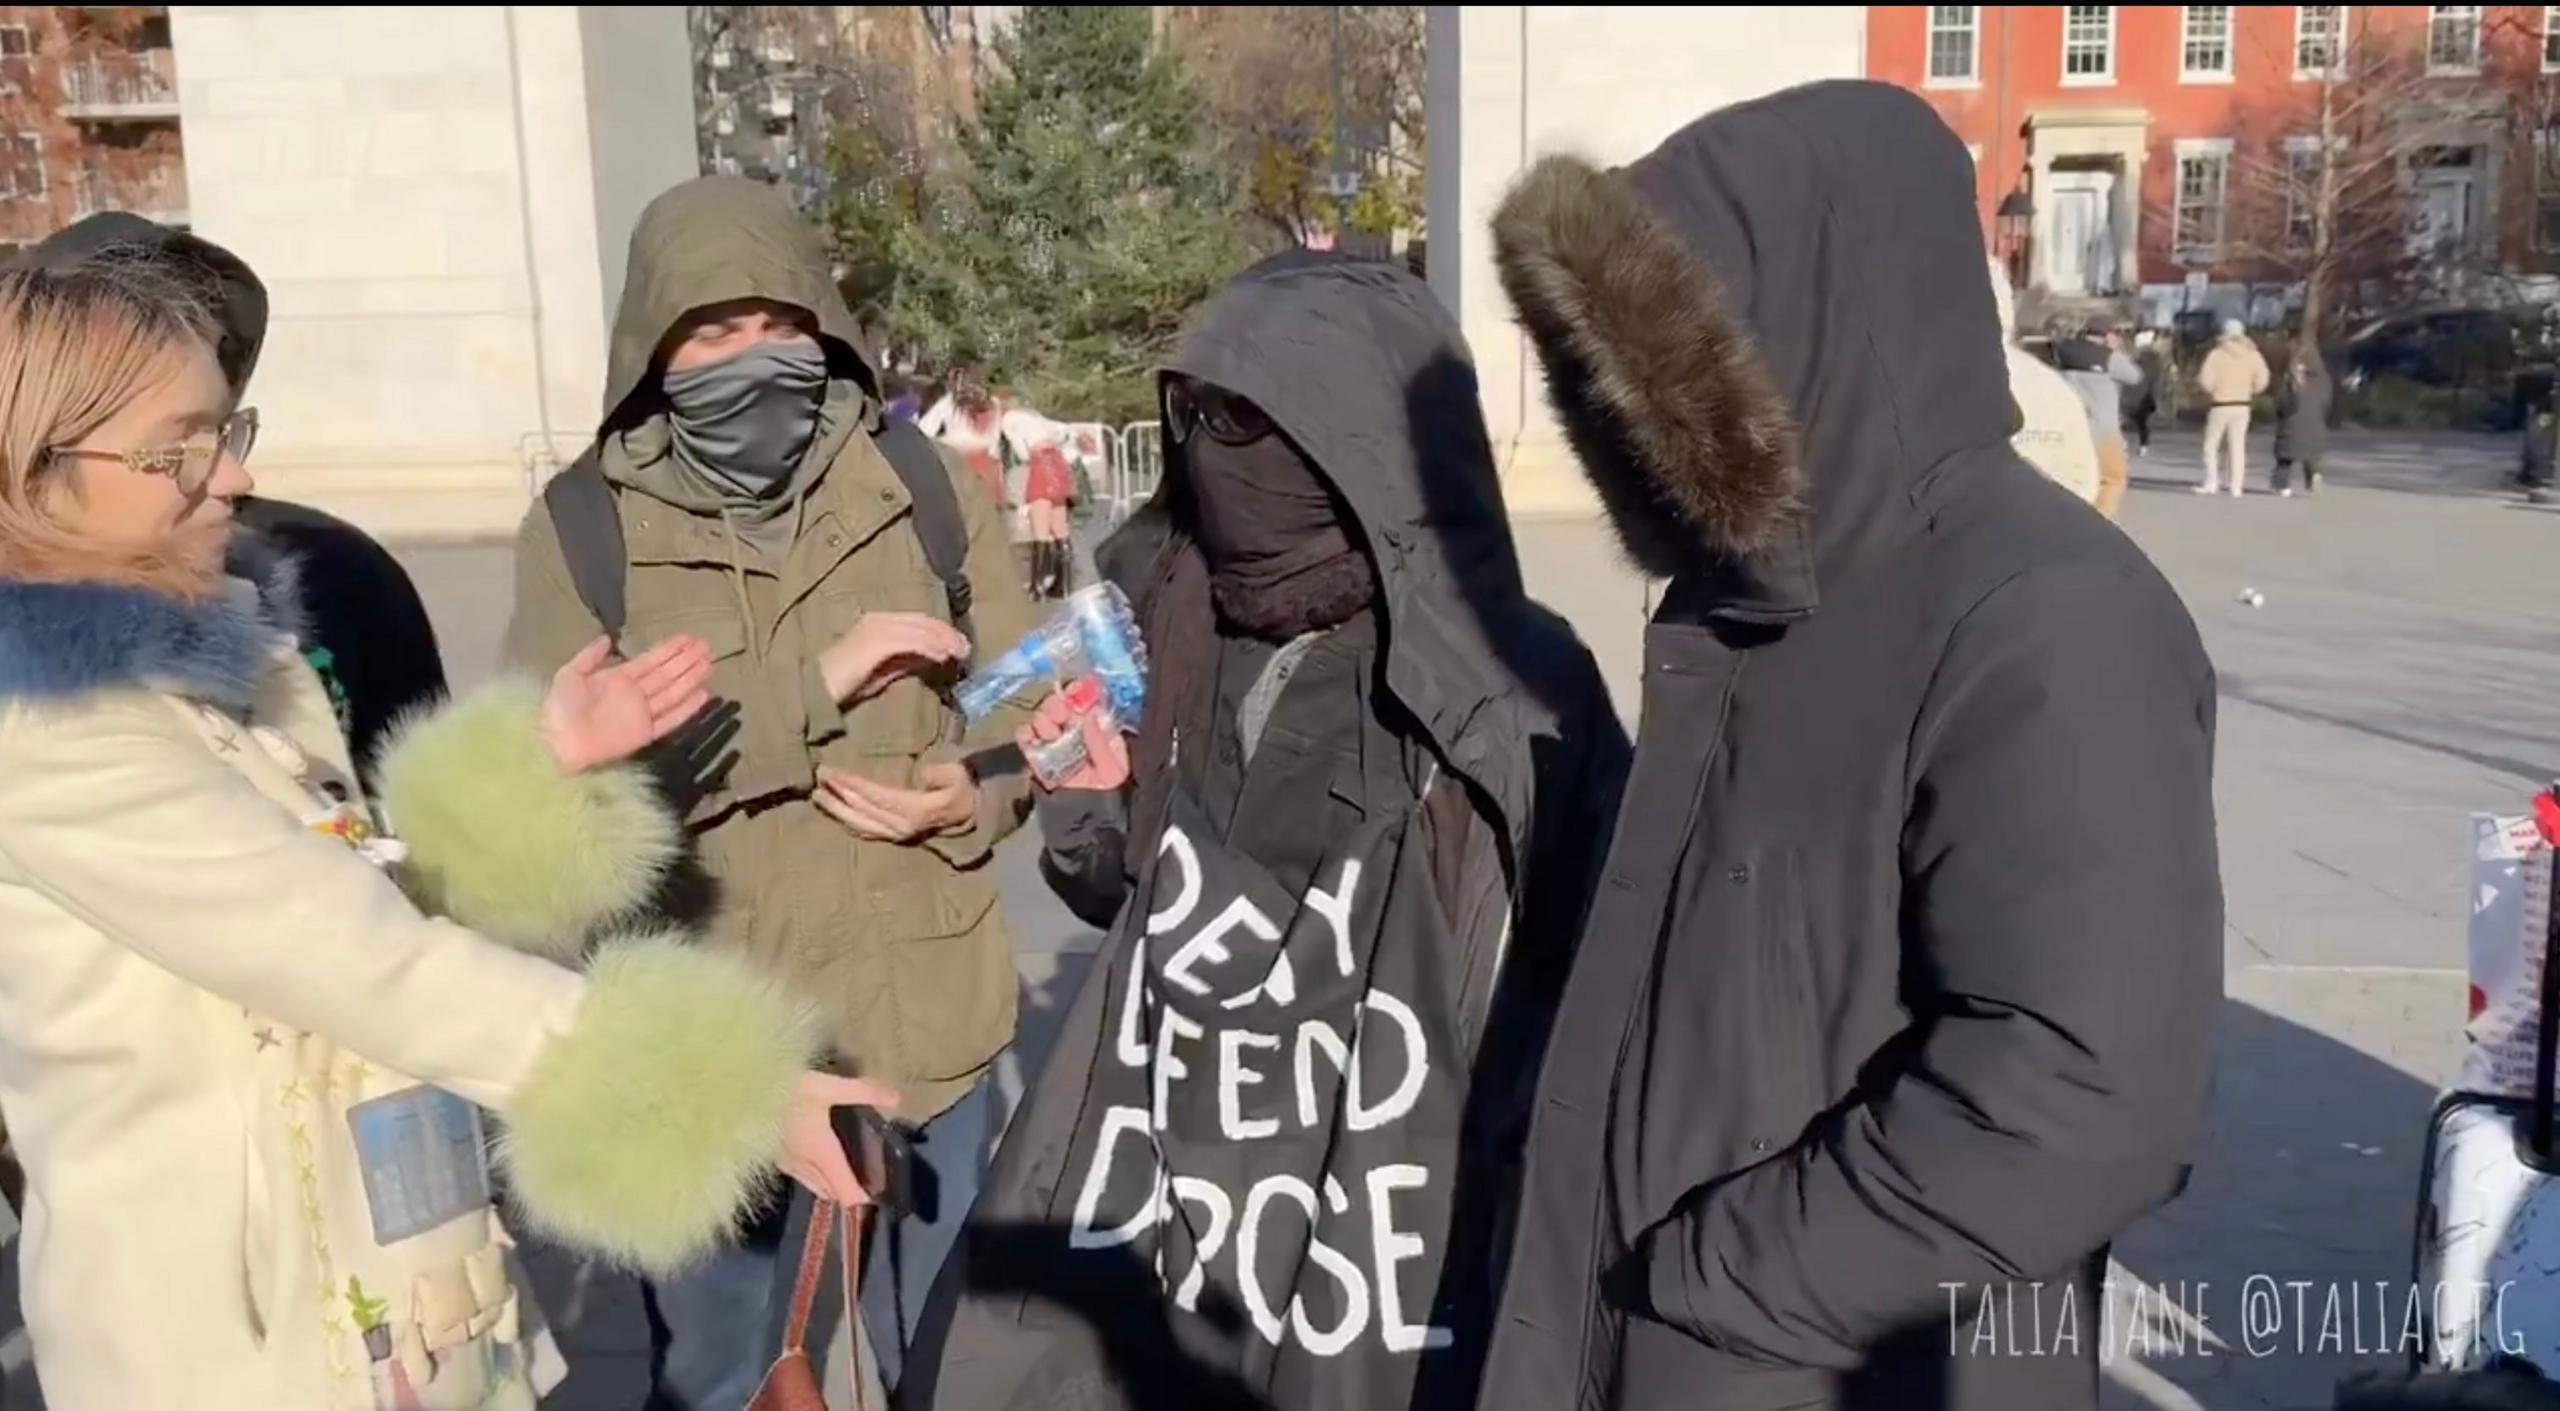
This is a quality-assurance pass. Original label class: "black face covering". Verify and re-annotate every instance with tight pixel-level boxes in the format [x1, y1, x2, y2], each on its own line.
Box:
[1184, 427, 1378, 639]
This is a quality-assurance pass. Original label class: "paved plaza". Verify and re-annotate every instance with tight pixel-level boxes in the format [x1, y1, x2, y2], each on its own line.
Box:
[3, 426, 2545, 1410]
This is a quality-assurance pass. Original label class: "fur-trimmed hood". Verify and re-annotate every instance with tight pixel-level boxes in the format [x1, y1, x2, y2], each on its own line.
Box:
[1491, 80, 2013, 604]
[0, 534, 307, 713]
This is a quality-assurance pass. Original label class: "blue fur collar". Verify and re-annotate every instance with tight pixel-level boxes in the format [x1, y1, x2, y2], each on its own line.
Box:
[0, 534, 308, 712]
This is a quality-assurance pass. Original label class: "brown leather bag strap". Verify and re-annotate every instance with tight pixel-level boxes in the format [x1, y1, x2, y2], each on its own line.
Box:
[779, 1199, 836, 1356]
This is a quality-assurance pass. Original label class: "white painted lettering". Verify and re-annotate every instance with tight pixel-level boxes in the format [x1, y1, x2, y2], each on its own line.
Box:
[1222, 949, 1298, 1010]
[1295, 1016, 1352, 1129]
[1167, 1176, 1235, 1313]
[1367, 1164, 1454, 1351]
[1295, 1176, 1371, 1357]
[1236, 1174, 1315, 1347]
[1069, 1106, 1164, 1249]
[1348, 990, 1429, 1131]
[1146, 827, 1203, 936]
[1116, 945, 1150, 1068]
[1219, 1030, 1282, 1141]
[1152, 1007, 1204, 1130]
[1304, 857, 1364, 978]
[1162, 896, 1281, 997]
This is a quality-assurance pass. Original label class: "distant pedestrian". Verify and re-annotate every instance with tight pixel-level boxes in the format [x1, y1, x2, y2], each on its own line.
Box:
[999, 402, 1079, 597]
[884, 371, 926, 423]
[2272, 348, 2332, 498]
[920, 366, 1008, 505]
[2197, 318, 2270, 497]
[2129, 329, 2166, 455]
[2052, 313, 2145, 518]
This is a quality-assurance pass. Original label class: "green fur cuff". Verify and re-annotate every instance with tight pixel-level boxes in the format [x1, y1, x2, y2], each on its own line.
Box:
[374, 681, 679, 957]
[499, 936, 816, 1273]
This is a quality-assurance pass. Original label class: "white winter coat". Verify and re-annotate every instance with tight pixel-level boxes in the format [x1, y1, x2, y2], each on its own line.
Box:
[0, 541, 814, 1411]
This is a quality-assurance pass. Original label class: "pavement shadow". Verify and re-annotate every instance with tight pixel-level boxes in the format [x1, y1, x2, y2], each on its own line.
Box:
[2123, 431, 2525, 503]
[2219, 672, 2556, 785]
[2102, 997, 2444, 1411]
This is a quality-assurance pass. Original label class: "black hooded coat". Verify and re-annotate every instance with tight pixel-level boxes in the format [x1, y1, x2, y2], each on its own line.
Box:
[1477, 82, 2222, 1411]
[907, 254, 1628, 1411]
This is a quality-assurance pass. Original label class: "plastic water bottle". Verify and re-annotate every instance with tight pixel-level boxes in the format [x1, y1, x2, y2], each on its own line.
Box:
[1061, 582, 1147, 724]
[1020, 677, 1108, 787]
[954, 581, 1148, 726]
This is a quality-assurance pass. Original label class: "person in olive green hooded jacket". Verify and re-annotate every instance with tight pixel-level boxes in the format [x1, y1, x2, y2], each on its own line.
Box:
[501, 176, 1045, 1408]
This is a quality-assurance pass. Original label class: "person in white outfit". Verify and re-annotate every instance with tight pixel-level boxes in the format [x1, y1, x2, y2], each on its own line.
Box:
[2196, 319, 2271, 497]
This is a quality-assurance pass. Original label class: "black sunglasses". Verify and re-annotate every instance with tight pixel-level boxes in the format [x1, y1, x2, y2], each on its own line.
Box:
[1164, 379, 1273, 447]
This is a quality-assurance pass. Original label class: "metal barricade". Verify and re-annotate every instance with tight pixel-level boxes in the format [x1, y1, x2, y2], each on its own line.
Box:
[1102, 419, 1162, 526]
[912, 415, 1163, 530]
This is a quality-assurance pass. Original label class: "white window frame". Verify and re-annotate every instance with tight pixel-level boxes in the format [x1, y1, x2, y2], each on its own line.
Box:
[2429, 5, 2482, 75]
[2544, 5, 2560, 73]
[2182, 6, 2235, 82]
[2294, 5, 2348, 80]
[0, 25, 28, 60]
[2062, 6, 2116, 86]
[2533, 119, 2560, 251]
[2281, 135, 2340, 251]
[2, 133, 42, 201]
[1926, 6, 1982, 89]
[2174, 138, 2234, 262]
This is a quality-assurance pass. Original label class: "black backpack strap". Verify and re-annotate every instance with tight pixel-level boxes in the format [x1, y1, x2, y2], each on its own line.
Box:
[540, 449, 627, 641]
[874, 417, 975, 639]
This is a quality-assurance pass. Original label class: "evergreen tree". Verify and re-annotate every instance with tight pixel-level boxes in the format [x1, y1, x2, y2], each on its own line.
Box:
[849, 6, 1265, 423]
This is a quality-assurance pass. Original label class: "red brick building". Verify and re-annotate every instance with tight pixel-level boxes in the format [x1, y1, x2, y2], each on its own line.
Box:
[1869, 5, 2560, 322]
[0, 6, 186, 257]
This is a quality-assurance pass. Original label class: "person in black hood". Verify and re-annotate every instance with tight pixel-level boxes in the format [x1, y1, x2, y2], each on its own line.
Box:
[906, 251, 1629, 1411]
[9, 213, 447, 767]
[1477, 81, 2221, 1411]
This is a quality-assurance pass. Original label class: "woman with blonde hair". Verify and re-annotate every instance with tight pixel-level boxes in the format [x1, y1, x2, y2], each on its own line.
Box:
[0, 252, 888, 1409]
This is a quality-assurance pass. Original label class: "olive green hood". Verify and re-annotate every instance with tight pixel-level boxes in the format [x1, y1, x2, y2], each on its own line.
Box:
[601, 175, 875, 429]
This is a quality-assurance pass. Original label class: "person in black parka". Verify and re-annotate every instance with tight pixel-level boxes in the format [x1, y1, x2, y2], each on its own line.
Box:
[910, 252, 1629, 1411]
[1478, 81, 2222, 1411]
[2273, 346, 2334, 497]
[12, 214, 448, 767]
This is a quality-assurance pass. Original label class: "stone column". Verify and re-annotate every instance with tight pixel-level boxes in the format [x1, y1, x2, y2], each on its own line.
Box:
[2029, 152, 2056, 292]
[2114, 144, 2142, 298]
[168, 5, 695, 536]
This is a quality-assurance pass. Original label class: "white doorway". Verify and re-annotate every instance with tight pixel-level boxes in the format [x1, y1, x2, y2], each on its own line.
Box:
[2414, 147, 2480, 258]
[2047, 168, 2120, 295]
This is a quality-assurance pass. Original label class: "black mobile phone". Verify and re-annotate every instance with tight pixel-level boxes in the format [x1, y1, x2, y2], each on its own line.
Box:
[962, 741, 1030, 782]
[830, 1104, 917, 1219]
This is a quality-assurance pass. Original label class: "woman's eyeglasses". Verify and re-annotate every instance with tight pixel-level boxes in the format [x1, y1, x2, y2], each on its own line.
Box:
[47, 407, 260, 497]
[1164, 380, 1273, 447]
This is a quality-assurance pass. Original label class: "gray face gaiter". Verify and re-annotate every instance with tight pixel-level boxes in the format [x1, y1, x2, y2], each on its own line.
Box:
[661, 338, 829, 498]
